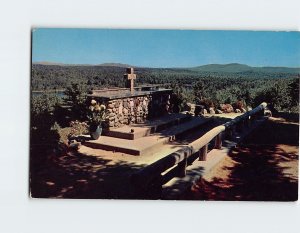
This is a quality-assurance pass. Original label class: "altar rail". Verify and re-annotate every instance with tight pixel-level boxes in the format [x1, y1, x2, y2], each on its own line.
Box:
[131, 102, 268, 197]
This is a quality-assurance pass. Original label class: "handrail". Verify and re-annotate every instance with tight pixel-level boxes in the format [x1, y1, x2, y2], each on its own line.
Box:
[131, 102, 268, 192]
[224, 102, 267, 129]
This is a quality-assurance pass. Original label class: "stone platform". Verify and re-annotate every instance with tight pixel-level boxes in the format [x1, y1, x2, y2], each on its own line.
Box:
[83, 115, 212, 156]
[103, 113, 191, 140]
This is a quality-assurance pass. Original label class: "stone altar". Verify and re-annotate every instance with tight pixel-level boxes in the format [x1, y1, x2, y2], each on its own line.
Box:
[88, 68, 172, 129]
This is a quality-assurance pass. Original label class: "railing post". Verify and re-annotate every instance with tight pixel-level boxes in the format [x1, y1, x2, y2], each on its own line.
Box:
[225, 125, 235, 140]
[232, 125, 236, 136]
[177, 152, 187, 177]
[148, 175, 163, 199]
[214, 133, 222, 149]
[198, 144, 208, 161]
[245, 117, 250, 128]
[236, 120, 244, 132]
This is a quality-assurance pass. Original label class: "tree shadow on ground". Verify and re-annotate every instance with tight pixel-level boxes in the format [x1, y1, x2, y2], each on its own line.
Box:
[182, 117, 299, 201]
[272, 112, 299, 123]
[30, 150, 146, 199]
[243, 118, 299, 146]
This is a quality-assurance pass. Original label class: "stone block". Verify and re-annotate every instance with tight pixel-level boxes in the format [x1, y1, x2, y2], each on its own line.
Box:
[123, 101, 129, 108]
[216, 109, 223, 114]
[108, 103, 114, 108]
[123, 108, 129, 115]
[108, 113, 115, 117]
[220, 104, 234, 113]
[129, 100, 134, 108]
[118, 104, 123, 114]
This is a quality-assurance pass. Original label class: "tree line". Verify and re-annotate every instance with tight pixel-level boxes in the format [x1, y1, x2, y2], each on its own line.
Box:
[32, 64, 299, 112]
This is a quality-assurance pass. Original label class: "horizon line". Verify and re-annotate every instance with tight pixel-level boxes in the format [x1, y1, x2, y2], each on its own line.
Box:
[31, 61, 300, 69]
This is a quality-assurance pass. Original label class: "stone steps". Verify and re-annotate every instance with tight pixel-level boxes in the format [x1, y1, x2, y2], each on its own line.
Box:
[102, 113, 191, 140]
[84, 116, 212, 156]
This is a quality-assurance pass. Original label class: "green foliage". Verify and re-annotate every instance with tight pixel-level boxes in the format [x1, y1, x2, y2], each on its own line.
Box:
[31, 64, 300, 112]
[64, 82, 88, 120]
[191, 63, 300, 73]
[171, 84, 194, 112]
[31, 93, 61, 130]
[31, 64, 299, 91]
[253, 80, 292, 111]
[30, 94, 62, 166]
[288, 77, 300, 106]
[193, 81, 204, 104]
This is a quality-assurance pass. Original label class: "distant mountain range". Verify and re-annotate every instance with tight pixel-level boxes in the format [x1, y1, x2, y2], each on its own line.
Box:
[32, 62, 300, 73]
[33, 61, 134, 68]
[190, 63, 300, 73]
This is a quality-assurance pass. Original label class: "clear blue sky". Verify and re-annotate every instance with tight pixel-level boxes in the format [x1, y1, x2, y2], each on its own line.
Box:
[32, 28, 300, 68]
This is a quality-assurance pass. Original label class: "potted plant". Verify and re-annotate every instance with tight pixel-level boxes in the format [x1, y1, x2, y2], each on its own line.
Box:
[87, 100, 106, 140]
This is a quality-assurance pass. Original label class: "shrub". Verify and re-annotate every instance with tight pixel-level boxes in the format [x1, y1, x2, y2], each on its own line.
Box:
[64, 82, 88, 120]
[68, 120, 89, 139]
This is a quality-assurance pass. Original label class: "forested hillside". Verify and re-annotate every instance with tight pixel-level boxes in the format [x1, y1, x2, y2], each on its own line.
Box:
[191, 63, 300, 73]
[31, 63, 299, 90]
[31, 63, 299, 112]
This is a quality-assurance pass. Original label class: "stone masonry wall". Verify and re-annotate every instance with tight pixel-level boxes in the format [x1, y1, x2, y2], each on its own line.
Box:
[104, 92, 171, 128]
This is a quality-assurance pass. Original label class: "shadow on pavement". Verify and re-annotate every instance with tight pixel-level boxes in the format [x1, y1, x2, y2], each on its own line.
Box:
[30, 150, 146, 199]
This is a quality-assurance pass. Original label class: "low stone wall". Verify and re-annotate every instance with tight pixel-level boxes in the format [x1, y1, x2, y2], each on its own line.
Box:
[101, 91, 172, 128]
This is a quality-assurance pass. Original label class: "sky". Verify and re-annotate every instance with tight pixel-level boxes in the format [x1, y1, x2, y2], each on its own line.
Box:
[32, 28, 300, 68]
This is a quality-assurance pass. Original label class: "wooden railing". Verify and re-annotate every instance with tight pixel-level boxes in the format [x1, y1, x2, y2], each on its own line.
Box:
[131, 102, 268, 197]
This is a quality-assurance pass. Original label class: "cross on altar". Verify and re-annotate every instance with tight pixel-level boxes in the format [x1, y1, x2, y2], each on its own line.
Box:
[124, 67, 137, 93]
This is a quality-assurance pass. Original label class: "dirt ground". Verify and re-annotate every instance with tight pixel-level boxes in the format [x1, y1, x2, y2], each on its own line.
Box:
[181, 114, 299, 201]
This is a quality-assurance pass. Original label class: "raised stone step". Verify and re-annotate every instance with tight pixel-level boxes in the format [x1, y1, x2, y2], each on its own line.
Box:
[84, 117, 212, 156]
[103, 113, 191, 140]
